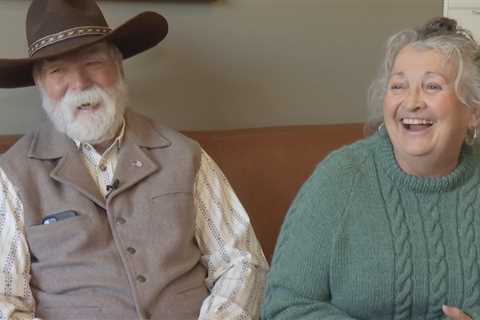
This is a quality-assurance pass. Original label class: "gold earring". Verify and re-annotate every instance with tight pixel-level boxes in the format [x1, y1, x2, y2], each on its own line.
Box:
[465, 127, 478, 145]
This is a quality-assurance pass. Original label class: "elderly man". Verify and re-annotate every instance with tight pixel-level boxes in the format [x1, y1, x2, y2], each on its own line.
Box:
[0, 0, 268, 319]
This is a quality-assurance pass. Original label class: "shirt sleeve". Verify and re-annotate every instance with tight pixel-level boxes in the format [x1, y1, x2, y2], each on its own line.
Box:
[194, 149, 269, 320]
[0, 168, 41, 320]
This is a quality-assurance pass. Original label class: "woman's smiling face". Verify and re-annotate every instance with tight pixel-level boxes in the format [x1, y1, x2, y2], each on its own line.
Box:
[383, 46, 476, 176]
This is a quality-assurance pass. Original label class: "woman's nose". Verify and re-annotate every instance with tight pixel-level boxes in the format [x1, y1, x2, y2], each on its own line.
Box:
[404, 88, 426, 111]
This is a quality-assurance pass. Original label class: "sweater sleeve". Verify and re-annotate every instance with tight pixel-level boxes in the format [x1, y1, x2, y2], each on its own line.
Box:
[463, 306, 480, 320]
[262, 152, 361, 320]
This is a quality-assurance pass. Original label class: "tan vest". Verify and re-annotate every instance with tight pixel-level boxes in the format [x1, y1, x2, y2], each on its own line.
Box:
[1, 111, 208, 320]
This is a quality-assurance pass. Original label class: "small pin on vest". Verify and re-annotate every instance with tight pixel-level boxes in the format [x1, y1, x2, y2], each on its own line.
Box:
[132, 160, 143, 168]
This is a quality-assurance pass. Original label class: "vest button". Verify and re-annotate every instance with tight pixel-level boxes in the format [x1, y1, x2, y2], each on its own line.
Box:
[116, 217, 126, 225]
[136, 275, 146, 283]
[126, 247, 136, 255]
[144, 311, 152, 319]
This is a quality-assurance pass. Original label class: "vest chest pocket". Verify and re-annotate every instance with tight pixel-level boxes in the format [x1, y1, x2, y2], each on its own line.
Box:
[166, 284, 209, 318]
[26, 214, 92, 262]
[147, 192, 195, 234]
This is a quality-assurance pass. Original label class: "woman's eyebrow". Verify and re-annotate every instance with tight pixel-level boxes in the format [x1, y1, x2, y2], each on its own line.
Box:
[424, 71, 448, 81]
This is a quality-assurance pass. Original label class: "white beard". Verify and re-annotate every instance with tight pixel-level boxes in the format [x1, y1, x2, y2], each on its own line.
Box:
[40, 79, 128, 145]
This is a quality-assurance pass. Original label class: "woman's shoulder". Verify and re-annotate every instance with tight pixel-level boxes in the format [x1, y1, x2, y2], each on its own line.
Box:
[295, 134, 379, 205]
[312, 134, 378, 180]
[282, 135, 380, 240]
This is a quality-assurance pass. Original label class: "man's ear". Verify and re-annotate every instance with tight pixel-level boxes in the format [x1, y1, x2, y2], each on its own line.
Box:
[32, 62, 43, 87]
[119, 62, 125, 79]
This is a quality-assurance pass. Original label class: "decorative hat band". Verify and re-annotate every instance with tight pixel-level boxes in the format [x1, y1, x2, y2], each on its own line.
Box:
[29, 25, 112, 57]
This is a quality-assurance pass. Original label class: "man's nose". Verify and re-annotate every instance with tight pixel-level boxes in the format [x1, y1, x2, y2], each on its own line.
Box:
[68, 69, 92, 91]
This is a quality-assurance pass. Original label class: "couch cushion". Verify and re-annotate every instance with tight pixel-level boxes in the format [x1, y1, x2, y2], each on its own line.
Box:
[187, 124, 364, 262]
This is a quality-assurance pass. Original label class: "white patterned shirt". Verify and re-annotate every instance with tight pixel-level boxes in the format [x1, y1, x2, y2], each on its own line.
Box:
[0, 132, 268, 320]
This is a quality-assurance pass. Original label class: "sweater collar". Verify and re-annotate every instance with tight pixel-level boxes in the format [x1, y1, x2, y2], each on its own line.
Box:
[376, 127, 476, 193]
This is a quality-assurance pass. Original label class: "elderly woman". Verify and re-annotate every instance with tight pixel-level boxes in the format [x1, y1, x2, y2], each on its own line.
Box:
[262, 17, 480, 320]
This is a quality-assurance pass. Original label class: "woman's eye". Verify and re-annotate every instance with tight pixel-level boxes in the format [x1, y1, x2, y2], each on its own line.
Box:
[390, 83, 405, 90]
[425, 83, 442, 91]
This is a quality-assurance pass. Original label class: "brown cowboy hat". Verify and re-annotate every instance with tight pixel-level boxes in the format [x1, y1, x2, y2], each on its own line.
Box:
[0, 0, 168, 88]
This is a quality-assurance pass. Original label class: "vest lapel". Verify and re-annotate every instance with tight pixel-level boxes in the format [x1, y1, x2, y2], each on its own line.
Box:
[110, 142, 158, 199]
[29, 120, 106, 209]
[50, 148, 106, 209]
[107, 110, 170, 199]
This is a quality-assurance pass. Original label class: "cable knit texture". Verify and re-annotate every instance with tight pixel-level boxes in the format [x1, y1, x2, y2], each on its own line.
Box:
[263, 128, 480, 320]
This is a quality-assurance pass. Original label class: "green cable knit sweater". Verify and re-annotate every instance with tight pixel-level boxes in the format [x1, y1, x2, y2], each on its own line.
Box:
[263, 129, 480, 320]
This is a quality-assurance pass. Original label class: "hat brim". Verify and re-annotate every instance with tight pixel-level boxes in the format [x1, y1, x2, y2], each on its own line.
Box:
[0, 11, 168, 88]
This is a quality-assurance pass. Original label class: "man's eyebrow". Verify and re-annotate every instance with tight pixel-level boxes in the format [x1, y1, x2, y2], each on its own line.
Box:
[42, 59, 64, 68]
[80, 43, 110, 56]
[83, 48, 106, 56]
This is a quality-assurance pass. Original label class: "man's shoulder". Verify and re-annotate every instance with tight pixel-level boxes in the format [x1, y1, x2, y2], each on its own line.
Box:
[0, 129, 43, 183]
[2, 115, 68, 163]
[125, 110, 200, 151]
[2, 129, 38, 161]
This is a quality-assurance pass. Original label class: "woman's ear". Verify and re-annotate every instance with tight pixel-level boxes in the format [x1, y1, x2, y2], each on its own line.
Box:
[468, 106, 480, 129]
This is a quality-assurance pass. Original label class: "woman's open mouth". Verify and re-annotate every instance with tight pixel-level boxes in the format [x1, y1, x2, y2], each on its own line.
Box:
[401, 117, 434, 131]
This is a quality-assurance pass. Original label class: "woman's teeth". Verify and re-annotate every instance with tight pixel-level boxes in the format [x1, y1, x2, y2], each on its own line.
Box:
[401, 118, 434, 131]
[401, 118, 434, 125]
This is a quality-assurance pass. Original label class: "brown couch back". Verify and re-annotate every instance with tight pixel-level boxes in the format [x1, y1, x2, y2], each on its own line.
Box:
[0, 124, 365, 262]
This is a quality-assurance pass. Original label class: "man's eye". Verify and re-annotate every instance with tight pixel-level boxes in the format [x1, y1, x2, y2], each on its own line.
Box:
[48, 68, 62, 74]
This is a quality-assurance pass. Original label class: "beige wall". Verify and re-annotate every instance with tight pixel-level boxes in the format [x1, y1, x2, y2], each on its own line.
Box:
[0, 0, 442, 134]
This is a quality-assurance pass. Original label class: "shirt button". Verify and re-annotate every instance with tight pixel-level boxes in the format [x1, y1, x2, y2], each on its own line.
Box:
[126, 247, 136, 255]
[144, 311, 152, 319]
[136, 275, 146, 283]
[99, 164, 107, 172]
[115, 217, 126, 225]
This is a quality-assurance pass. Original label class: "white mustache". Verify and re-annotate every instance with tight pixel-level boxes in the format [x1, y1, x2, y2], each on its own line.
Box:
[60, 87, 105, 114]
[40, 79, 129, 144]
